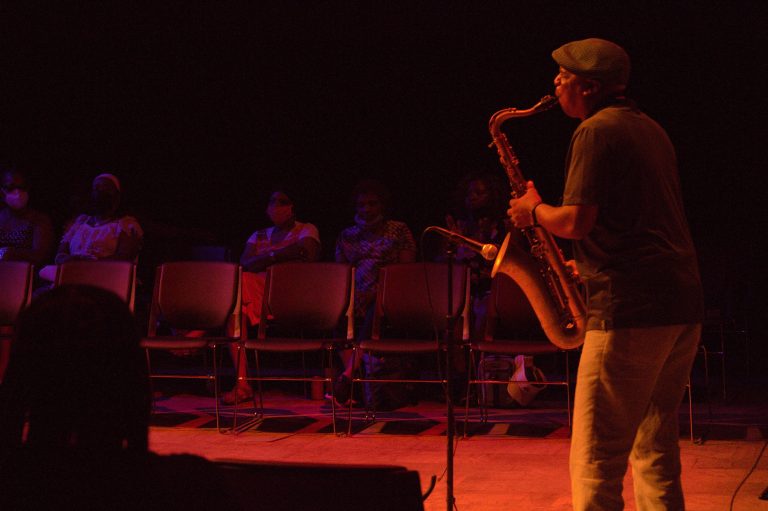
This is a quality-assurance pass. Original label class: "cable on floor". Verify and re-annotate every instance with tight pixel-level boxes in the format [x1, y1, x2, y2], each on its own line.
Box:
[729, 439, 768, 510]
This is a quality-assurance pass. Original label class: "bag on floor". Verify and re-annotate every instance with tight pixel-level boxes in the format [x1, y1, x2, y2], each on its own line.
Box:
[478, 354, 516, 407]
[507, 355, 546, 406]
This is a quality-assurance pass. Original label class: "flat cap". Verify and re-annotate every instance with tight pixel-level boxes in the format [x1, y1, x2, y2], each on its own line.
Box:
[552, 38, 630, 87]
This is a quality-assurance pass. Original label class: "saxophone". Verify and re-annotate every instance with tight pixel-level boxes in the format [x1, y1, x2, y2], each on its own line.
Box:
[489, 95, 586, 349]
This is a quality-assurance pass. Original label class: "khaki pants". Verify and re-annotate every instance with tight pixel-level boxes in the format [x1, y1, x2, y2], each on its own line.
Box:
[570, 323, 701, 511]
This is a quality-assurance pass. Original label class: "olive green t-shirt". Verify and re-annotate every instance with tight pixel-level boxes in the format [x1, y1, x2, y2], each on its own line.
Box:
[562, 103, 704, 330]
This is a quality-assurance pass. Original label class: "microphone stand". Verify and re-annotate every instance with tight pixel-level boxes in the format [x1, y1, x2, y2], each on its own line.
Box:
[443, 241, 457, 511]
[423, 225, 497, 510]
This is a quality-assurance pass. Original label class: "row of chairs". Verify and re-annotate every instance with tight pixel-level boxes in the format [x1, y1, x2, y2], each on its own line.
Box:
[2, 260, 248, 432]
[0, 260, 573, 436]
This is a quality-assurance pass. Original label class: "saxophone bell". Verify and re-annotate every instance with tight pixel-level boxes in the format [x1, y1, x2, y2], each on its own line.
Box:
[488, 95, 586, 350]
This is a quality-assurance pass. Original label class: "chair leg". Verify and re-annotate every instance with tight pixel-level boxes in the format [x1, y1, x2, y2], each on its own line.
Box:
[687, 378, 694, 443]
[463, 348, 476, 438]
[253, 350, 264, 420]
[346, 347, 357, 436]
[718, 321, 726, 400]
[361, 351, 379, 424]
[144, 349, 157, 414]
[325, 346, 337, 435]
[212, 344, 223, 433]
[700, 345, 710, 402]
[229, 343, 243, 433]
[565, 351, 572, 433]
[477, 353, 489, 423]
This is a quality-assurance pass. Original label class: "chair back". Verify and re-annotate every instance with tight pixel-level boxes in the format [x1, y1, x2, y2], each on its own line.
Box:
[374, 262, 469, 340]
[0, 261, 34, 327]
[187, 245, 233, 262]
[149, 261, 242, 335]
[258, 262, 354, 339]
[485, 273, 542, 340]
[54, 261, 137, 311]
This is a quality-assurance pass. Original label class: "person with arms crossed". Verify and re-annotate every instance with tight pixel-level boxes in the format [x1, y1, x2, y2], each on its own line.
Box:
[221, 185, 321, 404]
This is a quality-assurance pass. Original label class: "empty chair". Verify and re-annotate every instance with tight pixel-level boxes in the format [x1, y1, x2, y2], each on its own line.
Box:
[465, 272, 574, 433]
[240, 262, 354, 434]
[54, 260, 136, 310]
[140, 261, 244, 432]
[0, 261, 34, 382]
[350, 262, 470, 432]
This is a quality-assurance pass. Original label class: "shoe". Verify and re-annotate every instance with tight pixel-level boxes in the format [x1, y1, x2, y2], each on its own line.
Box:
[220, 385, 254, 405]
[325, 393, 354, 408]
[332, 374, 351, 406]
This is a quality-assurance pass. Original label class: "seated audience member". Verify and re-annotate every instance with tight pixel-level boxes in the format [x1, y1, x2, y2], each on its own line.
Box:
[449, 172, 548, 406]
[0, 166, 54, 265]
[442, 171, 511, 339]
[221, 185, 321, 405]
[334, 179, 417, 406]
[0, 285, 237, 510]
[39, 173, 143, 282]
[1, 166, 55, 384]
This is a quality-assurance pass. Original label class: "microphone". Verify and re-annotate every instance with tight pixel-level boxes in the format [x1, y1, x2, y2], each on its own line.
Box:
[425, 226, 499, 261]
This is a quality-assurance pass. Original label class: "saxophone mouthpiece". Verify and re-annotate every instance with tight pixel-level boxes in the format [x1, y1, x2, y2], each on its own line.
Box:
[537, 95, 559, 111]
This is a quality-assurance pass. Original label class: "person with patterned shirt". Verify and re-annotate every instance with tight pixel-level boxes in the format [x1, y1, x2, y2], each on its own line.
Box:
[0, 167, 53, 266]
[1, 166, 54, 384]
[333, 179, 417, 405]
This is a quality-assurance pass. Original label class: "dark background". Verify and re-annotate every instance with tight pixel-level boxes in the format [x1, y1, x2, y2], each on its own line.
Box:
[1, 2, 765, 367]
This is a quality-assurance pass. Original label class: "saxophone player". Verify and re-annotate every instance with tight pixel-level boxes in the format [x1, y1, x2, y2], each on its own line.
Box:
[508, 38, 704, 511]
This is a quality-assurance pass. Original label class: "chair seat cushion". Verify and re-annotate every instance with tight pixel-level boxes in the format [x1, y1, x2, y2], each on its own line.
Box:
[473, 340, 560, 355]
[245, 337, 342, 352]
[359, 339, 439, 353]
[140, 336, 232, 350]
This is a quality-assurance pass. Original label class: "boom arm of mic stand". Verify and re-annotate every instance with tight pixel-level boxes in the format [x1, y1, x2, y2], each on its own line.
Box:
[425, 225, 499, 261]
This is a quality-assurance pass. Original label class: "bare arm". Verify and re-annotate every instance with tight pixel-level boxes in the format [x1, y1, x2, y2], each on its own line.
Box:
[508, 181, 597, 240]
[111, 230, 142, 261]
[531, 203, 597, 240]
[240, 237, 321, 273]
[54, 240, 78, 264]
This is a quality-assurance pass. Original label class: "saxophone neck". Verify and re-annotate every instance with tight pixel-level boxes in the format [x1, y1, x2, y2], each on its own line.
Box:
[489, 95, 560, 133]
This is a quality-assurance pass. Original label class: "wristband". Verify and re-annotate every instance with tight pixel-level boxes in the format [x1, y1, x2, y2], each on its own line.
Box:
[531, 202, 542, 227]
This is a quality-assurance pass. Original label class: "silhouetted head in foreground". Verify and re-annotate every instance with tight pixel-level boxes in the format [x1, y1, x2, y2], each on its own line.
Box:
[0, 284, 149, 457]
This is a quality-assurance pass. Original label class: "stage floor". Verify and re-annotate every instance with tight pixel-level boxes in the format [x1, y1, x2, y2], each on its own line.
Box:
[148, 385, 768, 510]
